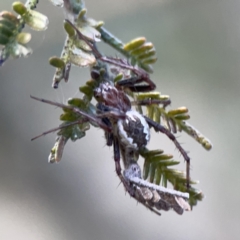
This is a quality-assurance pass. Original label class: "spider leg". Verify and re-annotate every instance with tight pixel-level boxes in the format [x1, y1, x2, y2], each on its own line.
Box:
[97, 110, 126, 120]
[96, 101, 124, 176]
[30, 96, 112, 132]
[116, 76, 156, 92]
[98, 57, 156, 91]
[31, 119, 89, 141]
[144, 116, 191, 188]
[112, 137, 135, 195]
[102, 121, 113, 146]
[132, 99, 171, 108]
[96, 103, 114, 146]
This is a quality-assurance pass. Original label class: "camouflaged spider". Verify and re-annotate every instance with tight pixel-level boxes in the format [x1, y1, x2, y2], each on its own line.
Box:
[31, 54, 191, 215]
[31, 20, 192, 215]
[31, 63, 191, 215]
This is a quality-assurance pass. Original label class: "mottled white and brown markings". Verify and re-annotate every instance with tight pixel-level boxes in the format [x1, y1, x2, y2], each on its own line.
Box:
[123, 162, 191, 215]
[117, 110, 150, 149]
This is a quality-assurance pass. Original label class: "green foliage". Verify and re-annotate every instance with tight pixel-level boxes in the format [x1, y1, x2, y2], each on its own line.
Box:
[0, 0, 212, 209]
[0, 1, 48, 65]
[140, 148, 203, 206]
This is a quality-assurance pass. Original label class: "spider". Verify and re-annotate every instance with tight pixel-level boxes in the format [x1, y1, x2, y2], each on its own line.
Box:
[31, 20, 192, 215]
[30, 70, 191, 215]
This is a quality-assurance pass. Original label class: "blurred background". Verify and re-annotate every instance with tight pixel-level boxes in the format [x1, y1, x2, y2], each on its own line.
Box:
[0, 0, 239, 239]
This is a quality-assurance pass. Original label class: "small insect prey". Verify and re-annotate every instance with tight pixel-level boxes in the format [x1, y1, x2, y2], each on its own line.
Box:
[31, 19, 211, 215]
[123, 161, 191, 215]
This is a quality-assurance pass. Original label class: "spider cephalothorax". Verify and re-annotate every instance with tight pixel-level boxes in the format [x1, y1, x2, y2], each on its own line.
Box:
[94, 82, 131, 112]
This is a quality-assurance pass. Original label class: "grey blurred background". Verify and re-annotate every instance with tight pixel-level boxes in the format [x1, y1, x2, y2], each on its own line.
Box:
[0, 0, 239, 239]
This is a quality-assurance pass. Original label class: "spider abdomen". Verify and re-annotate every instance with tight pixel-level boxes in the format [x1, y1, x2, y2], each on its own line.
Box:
[117, 110, 150, 149]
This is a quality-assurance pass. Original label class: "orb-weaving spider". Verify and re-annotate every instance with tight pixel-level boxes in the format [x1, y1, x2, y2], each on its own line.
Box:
[31, 20, 199, 215]
[31, 66, 191, 215]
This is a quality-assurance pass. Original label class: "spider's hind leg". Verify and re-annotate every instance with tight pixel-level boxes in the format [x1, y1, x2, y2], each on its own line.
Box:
[112, 137, 134, 195]
[144, 116, 191, 188]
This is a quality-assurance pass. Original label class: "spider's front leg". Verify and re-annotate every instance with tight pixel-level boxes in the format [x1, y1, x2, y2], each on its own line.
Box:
[116, 75, 156, 92]
[30, 96, 112, 135]
[144, 116, 191, 188]
[132, 98, 171, 109]
[115, 64, 156, 92]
